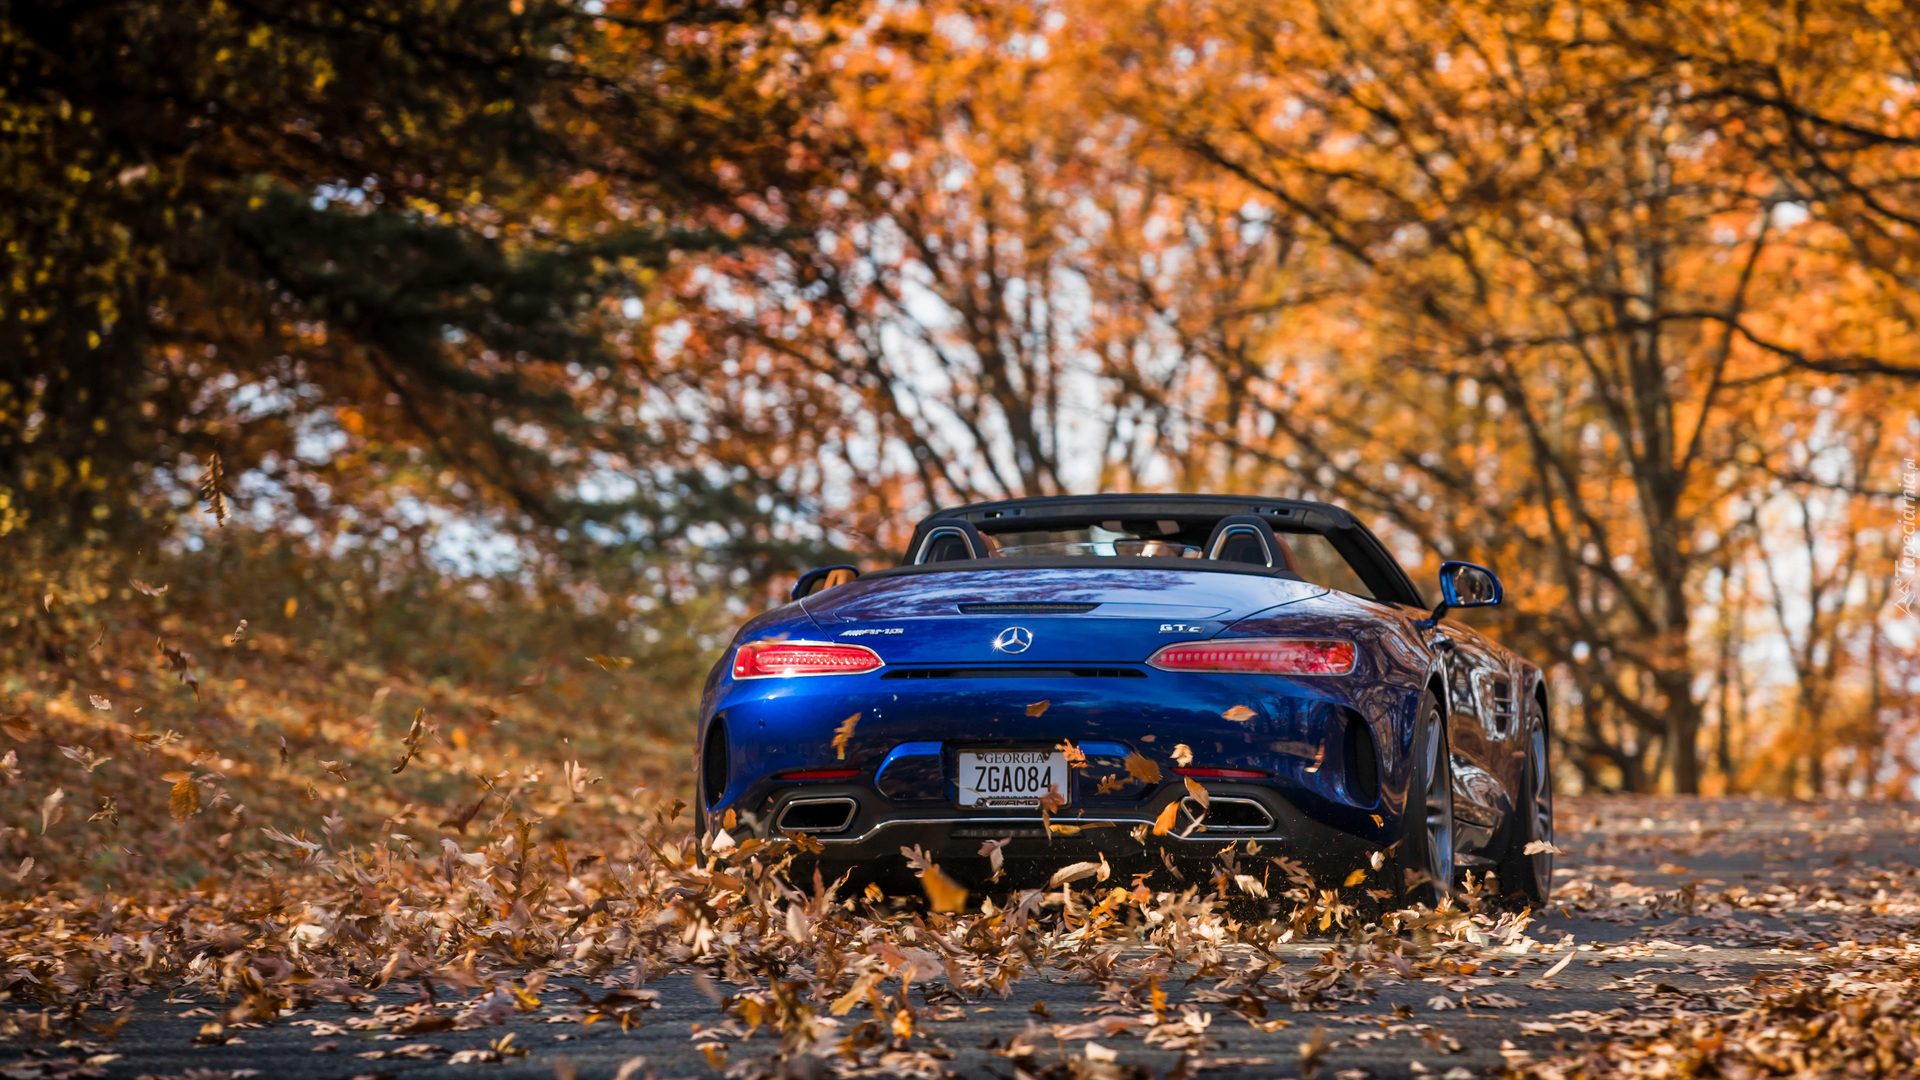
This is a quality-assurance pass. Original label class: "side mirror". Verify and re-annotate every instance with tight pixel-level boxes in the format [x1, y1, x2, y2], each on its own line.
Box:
[1416, 561, 1502, 630]
[792, 565, 860, 602]
[1439, 561, 1502, 608]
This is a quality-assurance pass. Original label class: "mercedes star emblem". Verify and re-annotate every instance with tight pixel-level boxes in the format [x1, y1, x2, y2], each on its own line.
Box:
[991, 626, 1033, 654]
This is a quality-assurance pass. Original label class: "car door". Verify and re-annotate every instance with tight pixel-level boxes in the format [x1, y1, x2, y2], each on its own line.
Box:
[1433, 617, 1520, 856]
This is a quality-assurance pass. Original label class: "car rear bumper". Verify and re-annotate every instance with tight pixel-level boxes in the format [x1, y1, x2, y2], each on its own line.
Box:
[741, 779, 1380, 890]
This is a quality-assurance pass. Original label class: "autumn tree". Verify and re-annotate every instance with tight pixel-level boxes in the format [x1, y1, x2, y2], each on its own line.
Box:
[1067, 0, 1920, 791]
[1, 0, 846, 558]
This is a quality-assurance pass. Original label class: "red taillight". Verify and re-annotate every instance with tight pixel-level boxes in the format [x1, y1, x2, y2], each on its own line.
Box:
[1173, 767, 1272, 779]
[777, 768, 861, 781]
[731, 640, 884, 679]
[1146, 637, 1355, 676]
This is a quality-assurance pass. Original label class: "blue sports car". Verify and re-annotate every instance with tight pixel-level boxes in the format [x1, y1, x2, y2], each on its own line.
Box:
[695, 494, 1554, 908]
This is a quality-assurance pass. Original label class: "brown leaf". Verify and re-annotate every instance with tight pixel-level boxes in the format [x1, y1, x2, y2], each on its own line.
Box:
[0, 715, 35, 742]
[1222, 704, 1257, 722]
[130, 578, 169, 596]
[1026, 699, 1050, 717]
[1124, 751, 1161, 784]
[832, 713, 860, 760]
[1171, 743, 1194, 766]
[1343, 868, 1367, 887]
[588, 654, 633, 672]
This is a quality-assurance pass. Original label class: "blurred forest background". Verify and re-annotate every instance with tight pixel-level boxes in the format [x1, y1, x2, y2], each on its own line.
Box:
[2, 0, 1918, 892]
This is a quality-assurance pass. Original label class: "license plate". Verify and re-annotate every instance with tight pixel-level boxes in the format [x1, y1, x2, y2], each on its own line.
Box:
[957, 751, 1071, 808]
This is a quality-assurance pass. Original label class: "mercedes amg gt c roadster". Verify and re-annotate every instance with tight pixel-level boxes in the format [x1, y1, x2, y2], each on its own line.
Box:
[695, 494, 1554, 907]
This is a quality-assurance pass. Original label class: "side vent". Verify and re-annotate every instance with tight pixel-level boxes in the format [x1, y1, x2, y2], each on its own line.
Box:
[702, 718, 728, 808]
[1343, 710, 1380, 806]
[1491, 679, 1516, 737]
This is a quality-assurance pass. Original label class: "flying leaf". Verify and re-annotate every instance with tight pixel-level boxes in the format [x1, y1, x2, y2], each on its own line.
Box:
[1183, 777, 1211, 810]
[89, 694, 111, 711]
[1026, 700, 1049, 717]
[588, 655, 634, 672]
[1298, 1026, 1331, 1080]
[978, 837, 1009, 881]
[1124, 751, 1161, 784]
[39, 789, 66, 834]
[199, 451, 230, 527]
[133, 730, 183, 753]
[1, 715, 35, 742]
[921, 864, 968, 912]
[1343, 868, 1367, 887]
[1222, 705, 1257, 722]
[1047, 861, 1103, 887]
[391, 708, 429, 775]
[1523, 840, 1566, 856]
[169, 776, 202, 820]
[1151, 801, 1180, 836]
[58, 745, 112, 773]
[1171, 743, 1194, 766]
[224, 619, 248, 646]
[832, 713, 860, 760]
[130, 579, 169, 596]
[1056, 739, 1087, 768]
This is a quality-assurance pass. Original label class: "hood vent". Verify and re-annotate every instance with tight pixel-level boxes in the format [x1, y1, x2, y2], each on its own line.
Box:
[957, 602, 1100, 614]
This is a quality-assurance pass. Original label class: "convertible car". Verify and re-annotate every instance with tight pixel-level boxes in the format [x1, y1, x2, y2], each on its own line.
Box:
[695, 494, 1554, 908]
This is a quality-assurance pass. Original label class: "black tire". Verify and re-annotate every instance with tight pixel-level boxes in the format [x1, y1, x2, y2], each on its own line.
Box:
[1395, 690, 1455, 907]
[1495, 697, 1554, 908]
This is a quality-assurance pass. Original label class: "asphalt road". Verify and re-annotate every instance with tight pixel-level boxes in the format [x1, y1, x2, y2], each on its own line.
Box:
[13, 796, 1913, 1080]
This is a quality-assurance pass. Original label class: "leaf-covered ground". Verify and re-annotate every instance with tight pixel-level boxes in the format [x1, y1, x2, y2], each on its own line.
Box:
[3, 795, 1918, 1080]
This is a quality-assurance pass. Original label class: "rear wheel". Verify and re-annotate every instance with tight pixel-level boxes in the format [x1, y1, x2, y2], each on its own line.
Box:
[1495, 698, 1554, 907]
[1394, 690, 1455, 908]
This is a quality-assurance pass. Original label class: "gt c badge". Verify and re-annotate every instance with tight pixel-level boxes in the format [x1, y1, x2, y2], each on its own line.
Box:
[991, 626, 1033, 654]
[1160, 623, 1205, 633]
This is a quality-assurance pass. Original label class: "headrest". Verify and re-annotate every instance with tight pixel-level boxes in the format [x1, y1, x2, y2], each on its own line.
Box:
[1204, 515, 1299, 572]
[912, 520, 992, 564]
